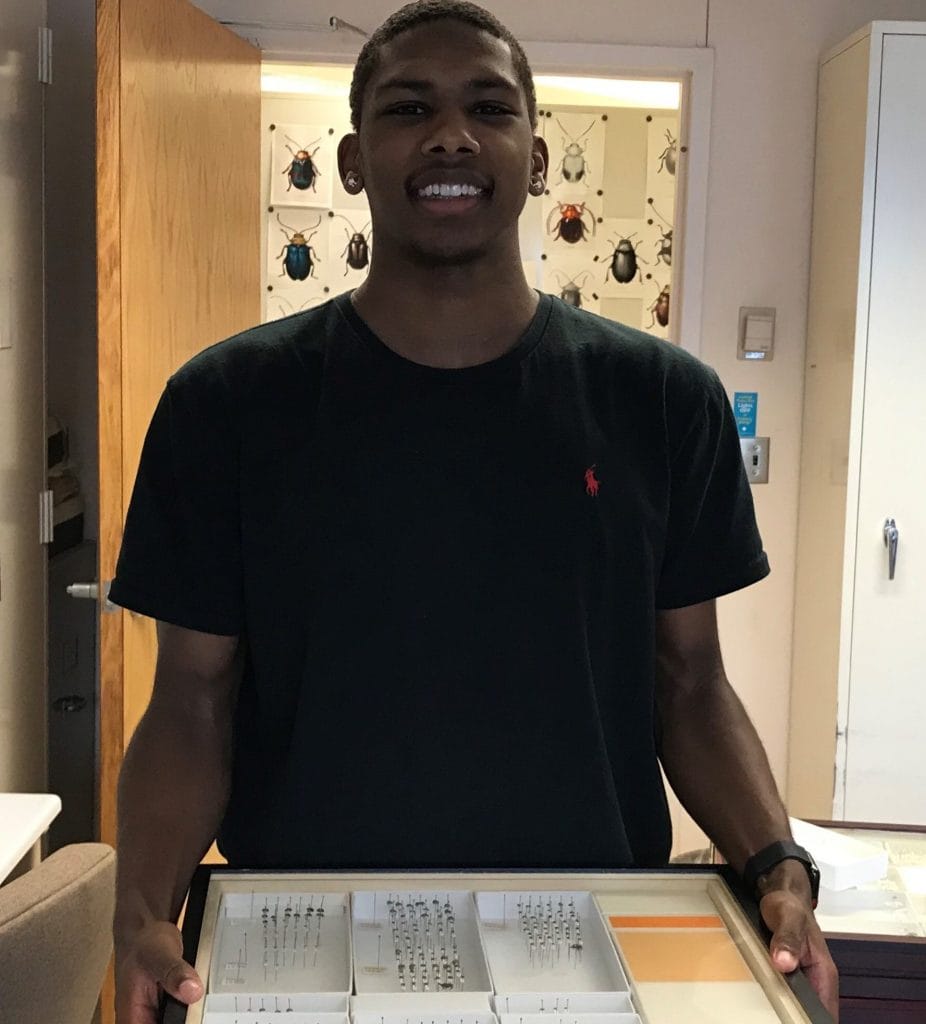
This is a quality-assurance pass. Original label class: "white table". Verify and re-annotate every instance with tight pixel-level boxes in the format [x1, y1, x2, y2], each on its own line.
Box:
[0, 793, 62, 883]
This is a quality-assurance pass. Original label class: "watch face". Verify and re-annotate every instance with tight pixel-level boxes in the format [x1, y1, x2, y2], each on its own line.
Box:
[805, 853, 821, 897]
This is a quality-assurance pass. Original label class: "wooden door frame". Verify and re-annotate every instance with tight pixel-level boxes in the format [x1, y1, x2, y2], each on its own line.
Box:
[96, 0, 124, 850]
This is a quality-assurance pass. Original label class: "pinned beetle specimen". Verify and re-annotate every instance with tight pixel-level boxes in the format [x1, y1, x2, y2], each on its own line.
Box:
[276, 214, 321, 281]
[552, 270, 596, 308]
[648, 282, 670, 329]
[547, 202, 596, 243]
[555, 118, 596, 185]
[597, 234, 648, 284]
[657, 129, 677, 176]
[332, 214, 372, 275]
[282, 134, 322, 192]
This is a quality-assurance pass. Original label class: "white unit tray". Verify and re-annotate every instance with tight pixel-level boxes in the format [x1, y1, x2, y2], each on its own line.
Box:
[351, 994, 493, 1012]
[353, 1014, 497, 1024]
[204, 995, 348, 1013]
[498, 1016, 641, 1024]
[352, 891, 492, 995]
[493, 995, 635, 1014]
[474, 892, 629, 995]
[204, 1017, 344, 1024]
[209, 891, 351, 995]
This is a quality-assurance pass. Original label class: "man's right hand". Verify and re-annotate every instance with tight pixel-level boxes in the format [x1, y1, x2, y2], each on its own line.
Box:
[115, 921, 204, 1024]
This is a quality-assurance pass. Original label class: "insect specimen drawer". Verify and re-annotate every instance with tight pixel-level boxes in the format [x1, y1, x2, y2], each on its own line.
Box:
[163, 870, 832, 1024]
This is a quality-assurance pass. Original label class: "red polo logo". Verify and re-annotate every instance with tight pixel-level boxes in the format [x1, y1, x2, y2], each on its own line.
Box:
[584, 465, 600, 497]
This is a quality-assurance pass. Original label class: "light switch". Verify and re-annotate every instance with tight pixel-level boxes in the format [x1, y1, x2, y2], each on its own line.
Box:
[738, 306, 775, 361]
[740, 436, 770, 484]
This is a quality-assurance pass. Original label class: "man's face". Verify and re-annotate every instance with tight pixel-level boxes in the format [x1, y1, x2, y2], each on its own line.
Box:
[344, 20, 546, 267]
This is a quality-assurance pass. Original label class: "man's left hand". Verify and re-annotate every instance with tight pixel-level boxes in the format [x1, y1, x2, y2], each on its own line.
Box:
[759, 861, 839, 1021]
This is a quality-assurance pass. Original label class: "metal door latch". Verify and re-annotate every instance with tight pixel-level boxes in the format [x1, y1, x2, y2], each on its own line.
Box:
[883, 518, 899, 580]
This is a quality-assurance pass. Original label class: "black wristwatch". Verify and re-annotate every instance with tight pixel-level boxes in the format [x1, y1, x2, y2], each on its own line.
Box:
[742, 840, 821, 909]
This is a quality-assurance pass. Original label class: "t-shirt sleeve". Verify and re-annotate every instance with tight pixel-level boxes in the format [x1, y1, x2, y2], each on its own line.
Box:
[108, 370, 244, 635]
[655, 368, 770, 609]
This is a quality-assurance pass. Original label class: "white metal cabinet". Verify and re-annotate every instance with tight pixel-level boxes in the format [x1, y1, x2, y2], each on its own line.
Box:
[790, 22, 926, 825]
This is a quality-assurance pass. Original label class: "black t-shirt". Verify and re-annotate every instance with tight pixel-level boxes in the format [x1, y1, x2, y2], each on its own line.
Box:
[110, 292, 769, 869]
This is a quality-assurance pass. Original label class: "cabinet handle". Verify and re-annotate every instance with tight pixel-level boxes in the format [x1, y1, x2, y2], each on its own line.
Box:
[883, 518, 899, 580]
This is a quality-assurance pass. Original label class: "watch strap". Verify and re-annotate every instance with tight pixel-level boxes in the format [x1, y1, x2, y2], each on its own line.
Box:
[742, 840, 820, 906]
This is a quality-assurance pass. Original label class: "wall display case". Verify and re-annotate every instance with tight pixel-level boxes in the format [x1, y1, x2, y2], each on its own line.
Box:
[803, 823, 926, 1024]
[162, 869, 830, 1024]
[260, 76, 679, 341]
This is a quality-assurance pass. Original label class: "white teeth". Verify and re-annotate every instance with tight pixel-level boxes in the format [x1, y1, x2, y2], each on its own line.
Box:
[416, 183, 484, 198]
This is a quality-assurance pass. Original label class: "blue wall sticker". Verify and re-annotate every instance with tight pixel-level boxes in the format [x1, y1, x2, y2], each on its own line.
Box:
[734, 391, 758, 438]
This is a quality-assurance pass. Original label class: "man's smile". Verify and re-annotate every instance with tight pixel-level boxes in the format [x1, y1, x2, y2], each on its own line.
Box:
[406, 167, 493, 213]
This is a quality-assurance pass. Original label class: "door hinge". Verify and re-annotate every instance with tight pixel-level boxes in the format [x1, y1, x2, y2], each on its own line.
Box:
[39, 489, 54, 545]
[38, 26, 53, 84]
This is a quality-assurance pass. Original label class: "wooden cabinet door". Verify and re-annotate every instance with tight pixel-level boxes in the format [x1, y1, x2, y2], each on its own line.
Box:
[96, 0, 260, 850]
[841, 32, 926, 824]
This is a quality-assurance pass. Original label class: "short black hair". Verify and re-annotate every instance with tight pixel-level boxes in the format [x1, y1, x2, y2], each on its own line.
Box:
[349, 0, 537, 131]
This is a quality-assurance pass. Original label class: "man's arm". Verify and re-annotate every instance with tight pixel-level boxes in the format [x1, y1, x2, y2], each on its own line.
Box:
[114, 621, 243, 1024]
[655, 599, 838, 1019]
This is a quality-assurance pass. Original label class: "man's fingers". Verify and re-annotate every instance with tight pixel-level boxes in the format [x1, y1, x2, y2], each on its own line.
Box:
[760, 891, 840, 1020]
[136, 921, 204, 1003]
[761, 892, 808, 970]
[804, 955, 840, 1020]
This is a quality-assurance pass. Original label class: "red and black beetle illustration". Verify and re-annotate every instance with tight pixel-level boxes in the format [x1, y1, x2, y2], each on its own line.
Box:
[546, 202, 596, 244]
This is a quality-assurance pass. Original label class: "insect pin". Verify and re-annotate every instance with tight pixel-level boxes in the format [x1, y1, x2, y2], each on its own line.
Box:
[648, 281, 670, 328]
[332, 214, 372, 275]
[657, 129, 677, 176]
[547, 202, 595, 244]
[555, 118, 596, 185]
[276, 213, 321, 281]
[282, 134, 322, 192]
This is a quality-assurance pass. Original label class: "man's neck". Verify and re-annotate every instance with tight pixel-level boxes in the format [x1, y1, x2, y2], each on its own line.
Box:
[351, 253, 539, 370]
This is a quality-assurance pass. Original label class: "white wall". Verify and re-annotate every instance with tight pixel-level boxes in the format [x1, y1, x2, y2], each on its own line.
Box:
[0, 0, 48, 791]
[189, 0, 926, 849]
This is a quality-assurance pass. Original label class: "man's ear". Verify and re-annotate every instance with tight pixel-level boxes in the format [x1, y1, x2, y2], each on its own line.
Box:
[532, 135, 549, 182]
[528, 135, 549, 194]
[337, 132, 362, 185]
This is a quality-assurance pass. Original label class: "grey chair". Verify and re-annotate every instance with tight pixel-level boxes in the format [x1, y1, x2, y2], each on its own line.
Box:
[0, 843, 115, 1024]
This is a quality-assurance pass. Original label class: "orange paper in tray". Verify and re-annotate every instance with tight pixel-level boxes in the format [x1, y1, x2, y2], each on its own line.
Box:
[611, 917, 753, 983]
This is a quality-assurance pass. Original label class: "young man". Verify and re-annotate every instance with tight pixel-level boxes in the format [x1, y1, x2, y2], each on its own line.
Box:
[111, 2, 838, 1021]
